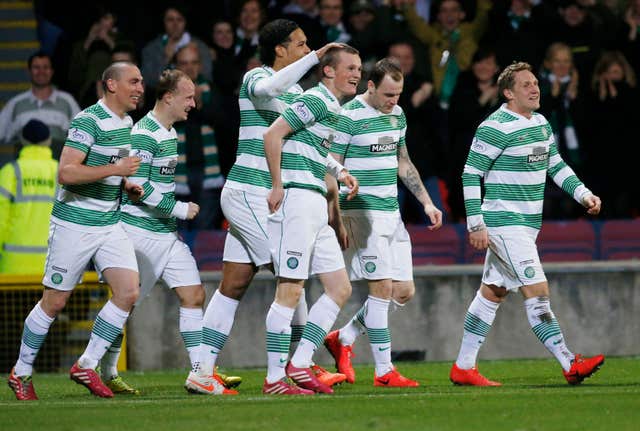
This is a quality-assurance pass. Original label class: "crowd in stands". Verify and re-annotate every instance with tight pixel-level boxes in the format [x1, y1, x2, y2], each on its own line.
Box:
[3, 0, 640, 228]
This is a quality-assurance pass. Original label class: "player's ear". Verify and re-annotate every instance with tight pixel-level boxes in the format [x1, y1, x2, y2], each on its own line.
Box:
[503, 88, 512, 101]
[275, 44, 286, 59]
[323, 65, 336, 79]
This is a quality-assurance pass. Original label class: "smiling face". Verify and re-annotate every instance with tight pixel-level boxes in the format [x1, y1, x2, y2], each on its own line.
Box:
[213, 21, 234, 49]
[437, 0, 465, 32]
[320, 0, 343, 26]
[472, 55, 498, 83]
[547, 48, 572, 78]
[504, 70, 540, 116]
[29, 56, 53, 88]
[330, 51, 362, 98]
[106, 64, 144, 113]
[168, 77, 196, 122]
[240, 0, 262, 34]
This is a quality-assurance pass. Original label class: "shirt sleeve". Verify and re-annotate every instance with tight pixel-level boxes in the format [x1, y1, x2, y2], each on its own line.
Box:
[129, 132, 188, 219]
[250, 52, 319, 99]
[547, 137, 591, 204]
[65, 114, 97, 154]
[281, 93, 329, 133]
[462, 122, 507, 231]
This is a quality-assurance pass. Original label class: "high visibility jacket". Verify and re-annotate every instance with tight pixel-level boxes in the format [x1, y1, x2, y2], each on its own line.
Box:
[0, 145, 58, 274]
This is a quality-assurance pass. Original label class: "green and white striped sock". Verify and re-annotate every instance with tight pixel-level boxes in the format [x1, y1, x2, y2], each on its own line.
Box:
[291, 294, 340, 368]
[180, 307, 203, 371]
[15, 301, 54, 376]
[199, 289, 239, 375]
[266, 302, 294, 384]
[79, 300, 129, 369]
[339, 301, 368, 346]
[455, 290, 499, 369]
[525, 296, 574, 371]
[365, 296, 392, 376]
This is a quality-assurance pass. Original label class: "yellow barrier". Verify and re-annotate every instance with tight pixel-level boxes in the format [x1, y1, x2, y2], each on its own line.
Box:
[0, 272, 127, 373]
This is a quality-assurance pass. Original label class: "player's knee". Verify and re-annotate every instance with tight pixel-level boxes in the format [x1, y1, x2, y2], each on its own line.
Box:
[219, 282, 249, 300]
[115, 285, 139, 307]
[41, 294, 68, 315]
[392, 284, 414, 305]
[335, 282, 352, 304]
[189, 285, 206, 307]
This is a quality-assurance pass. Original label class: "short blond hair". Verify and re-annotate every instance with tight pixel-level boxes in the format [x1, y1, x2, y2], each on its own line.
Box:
[497, 62, 532, 100]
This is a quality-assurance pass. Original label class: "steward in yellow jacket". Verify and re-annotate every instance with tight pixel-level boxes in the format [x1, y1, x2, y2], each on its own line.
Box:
[0, 119, 58, 274]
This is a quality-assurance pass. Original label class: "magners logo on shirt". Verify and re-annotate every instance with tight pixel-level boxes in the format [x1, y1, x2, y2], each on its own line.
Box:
[109, 149, 130, 164]
[527, 146, 549, 163]
[160, 160, 178, 175]
[370, 136, 397, 153]
[321, 134, 334, 150]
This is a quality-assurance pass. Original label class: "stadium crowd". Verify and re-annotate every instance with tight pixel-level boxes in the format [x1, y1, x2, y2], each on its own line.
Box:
[3, 0, 638, 228]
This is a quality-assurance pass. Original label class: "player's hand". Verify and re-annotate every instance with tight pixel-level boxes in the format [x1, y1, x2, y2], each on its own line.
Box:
[469, 229, 489, 250]
[115, 156, 140, 176]
[424, 204, 443, 231]
[339, 170, 359, 200]
[316, 42, 346, 60]
[582, 194, 602, 215]
[123, 180, 143, 202]
[186, 202, 200, 220]
[268, 186, 285, 213]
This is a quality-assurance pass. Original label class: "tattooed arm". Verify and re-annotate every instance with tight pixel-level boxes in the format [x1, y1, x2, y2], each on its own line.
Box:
[397, 145, 443, 230]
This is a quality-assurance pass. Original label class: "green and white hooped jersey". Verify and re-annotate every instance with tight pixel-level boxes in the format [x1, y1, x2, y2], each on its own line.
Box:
[463, 104, 591, 234]
[51, 100, 132, 231]
[333, 95, 406, 217]
[121, 111, 186, 238]
[225, 66, 304, 195]
[279, 83, 342, 196]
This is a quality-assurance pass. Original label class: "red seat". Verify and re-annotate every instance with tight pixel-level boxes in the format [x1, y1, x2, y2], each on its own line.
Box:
[407, 224, 461, 265]
[537, 220, 596, 262]
[192, 230, 227, 270]
[600, 219, 640, 260]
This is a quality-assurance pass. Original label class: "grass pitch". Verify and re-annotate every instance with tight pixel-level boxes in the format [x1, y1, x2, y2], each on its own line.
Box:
[1, 358, 638, 431]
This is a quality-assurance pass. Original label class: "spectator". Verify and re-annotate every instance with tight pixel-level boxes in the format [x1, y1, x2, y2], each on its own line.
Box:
[281, 0, 325, 50]
[318, 0, 351, 43]
[620, 0, 640, 78]
[482, 0, 551, 72]
[234, 0, 266, 68]
[173, 43, 225, 230]
[539, 42, 586, 219]
[0, 52, 80, 162]
[389, 41, 446, 223]
[447, 48, 500, 221]
[347, 0, 379, 69]
[0, 120, 58, 274]
[585, 51, 637, 217]
[398, 0, 492, 108]
[552, 0, 605, 95]
[67, 8, 127, 107]
[141, 6, 212, 89]
[209, 20, 243, 175]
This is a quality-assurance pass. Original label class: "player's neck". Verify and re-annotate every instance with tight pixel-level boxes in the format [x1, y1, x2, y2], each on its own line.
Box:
[151, 104, 174, 130]
[506, 102, 533, 119]
[102, 96, 127, 119]
[321, 78, 344, 101]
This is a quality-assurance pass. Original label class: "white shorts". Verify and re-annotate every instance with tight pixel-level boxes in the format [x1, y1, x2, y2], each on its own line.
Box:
[268, 188, 344, 280]
[482, 230, 546, 291]
[42, 222, 138, 291]
[343, 215, 413, 281]
[124, 226, 201, 304]
[221, 187, 271, 266]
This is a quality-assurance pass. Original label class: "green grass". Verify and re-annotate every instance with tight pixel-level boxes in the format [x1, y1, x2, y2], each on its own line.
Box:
[2, 358, 639, 431]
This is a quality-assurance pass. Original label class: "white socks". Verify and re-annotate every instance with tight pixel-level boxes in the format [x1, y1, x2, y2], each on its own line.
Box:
[455, 290, 499, 370]
[265, 302, 295, 384]
[200, 289, 239, 376]
[15, 302, 55, 376]
[179, 306, 203, 371]
[364, 296, 393, 376]
[79, 300, 129, 370]
[524, 296, 574, 372]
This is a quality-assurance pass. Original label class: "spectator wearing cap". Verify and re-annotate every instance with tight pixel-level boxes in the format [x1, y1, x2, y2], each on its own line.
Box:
[0, 120, 58, 274]
[0, 52, 80, 163]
